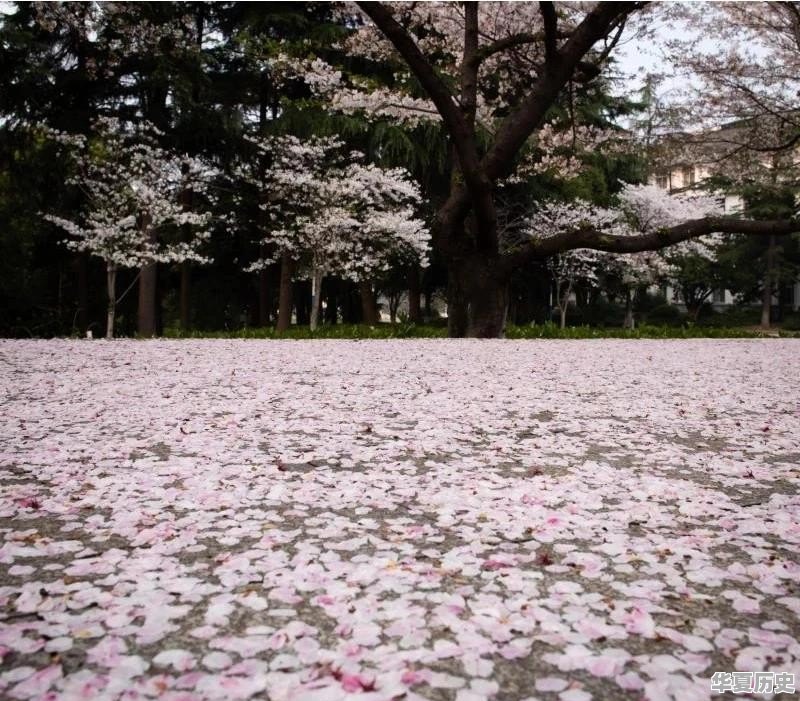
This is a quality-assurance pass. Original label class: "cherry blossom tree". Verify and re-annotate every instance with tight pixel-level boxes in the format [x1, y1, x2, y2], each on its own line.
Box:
[655, 3, 800, 328]
[237, 135, 429, 330]
[45, 119, 214, 339]
[284, 2, 800, 337]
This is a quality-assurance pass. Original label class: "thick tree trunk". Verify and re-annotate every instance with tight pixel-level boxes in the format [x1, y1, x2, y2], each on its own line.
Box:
[138, 261, 157, 337]
[105, 263, 116, 340]
[276, 252, 293, 332]
[310, 267, 324, 331]
[446, 264, 469, 337]
[446, 257, 510, 338]
[467, 274, 508, 337]
[180, 261, 191, 330]
[360, 280, 379, 325]
[761, 234, 776, 330]
[408, 264, 422, 323]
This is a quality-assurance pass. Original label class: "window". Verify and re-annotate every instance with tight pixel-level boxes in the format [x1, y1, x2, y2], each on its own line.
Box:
[682, 166, 695, 187]
[655, 174, 669, 189]
[713, 289, 726, 304]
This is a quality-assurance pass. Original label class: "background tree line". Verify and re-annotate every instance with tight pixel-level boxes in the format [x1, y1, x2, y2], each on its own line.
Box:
[1, 1, 798, 338]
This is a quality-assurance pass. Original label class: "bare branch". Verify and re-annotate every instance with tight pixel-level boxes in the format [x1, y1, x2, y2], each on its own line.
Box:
[502, 217, 800, 274]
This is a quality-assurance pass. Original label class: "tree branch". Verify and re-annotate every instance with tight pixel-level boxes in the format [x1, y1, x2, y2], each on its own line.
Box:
[539, 2, 558, 65]
[484, 2, 644, 182]
[502, 217, 800, 274]
[469, 32, 545, 67]
[358, 1, 497, 250]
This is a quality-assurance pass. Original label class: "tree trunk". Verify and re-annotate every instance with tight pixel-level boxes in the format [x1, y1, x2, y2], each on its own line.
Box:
[138, 260, 157, 337]
[360, 280, 379, 324]
[310, 267, 324, 331]
[623, 288, 635, 329]
[180, 261, 191, 331]
[295, 281, 311, 325]
[761, 234, 776, 330]
[137, 215, 157, 337]
[105, 263, 116, 340]
[408, 264, 422, 323]
[276, 252, 293, 332]
[325, 281, 338, 324]
[446, 264, 469, 337]
[558, 279, 572, 329]
[75, 251, 89, 335]
[467, 274, 508, 337]
[258, 267, 270, 326]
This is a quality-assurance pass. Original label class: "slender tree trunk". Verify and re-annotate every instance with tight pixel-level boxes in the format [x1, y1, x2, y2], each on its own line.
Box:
[180, 261, 191, 330]
[106, 263, 116, 340]
[258, 267, 270, 326]
[360, 280, 379, 324]
[325, 281, 338, 324]
[137, 214, 157, 337]
[558, 280, 572, 329]
[276, 252, 293, 332]
[623, 288, 635, 329]
[178, 166, 195, 331]
[295, 281, 311, 325]
[408, 264, 422, 323]
[310, 267, 324, 331]
[75, 251, 89, 335]
[761, 234, 776, 330]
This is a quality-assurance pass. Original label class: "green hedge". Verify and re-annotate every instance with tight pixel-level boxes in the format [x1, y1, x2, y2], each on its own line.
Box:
[161, 322, 799, 340]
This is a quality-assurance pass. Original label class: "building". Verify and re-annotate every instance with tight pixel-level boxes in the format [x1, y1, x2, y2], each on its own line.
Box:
[648, 156, 800, 314]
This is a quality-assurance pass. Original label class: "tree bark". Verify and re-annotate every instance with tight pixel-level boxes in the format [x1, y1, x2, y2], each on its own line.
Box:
[467, 271, 508, 337]
[276, 252, 293, 332]
[360, 280, 379, 324]
[137, 218, 158, 338]
[408, 264, 422, 323]
[105, 263, 116, 340]
[310, 267, 324, 331]
[761, 234, 776, 329]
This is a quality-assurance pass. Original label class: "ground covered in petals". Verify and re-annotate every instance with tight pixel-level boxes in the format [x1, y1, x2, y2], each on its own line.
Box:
[1, 339, 799, 701]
